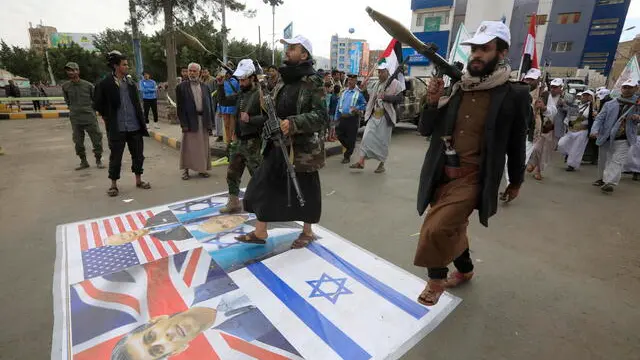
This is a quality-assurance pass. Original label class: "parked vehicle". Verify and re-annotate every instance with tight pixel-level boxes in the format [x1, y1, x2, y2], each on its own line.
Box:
[364, 76, 428, 125]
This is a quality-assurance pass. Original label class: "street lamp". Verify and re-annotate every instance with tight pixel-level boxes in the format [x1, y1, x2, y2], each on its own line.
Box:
[264, 0, 284, 65]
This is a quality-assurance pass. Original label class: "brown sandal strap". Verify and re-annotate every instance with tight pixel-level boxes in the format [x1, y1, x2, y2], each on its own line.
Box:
[291, 233, 317, 249]
[235, 231, 267, 244]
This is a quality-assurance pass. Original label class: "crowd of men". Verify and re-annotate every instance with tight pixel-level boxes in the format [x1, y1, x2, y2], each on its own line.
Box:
[53, 18, 640, 312]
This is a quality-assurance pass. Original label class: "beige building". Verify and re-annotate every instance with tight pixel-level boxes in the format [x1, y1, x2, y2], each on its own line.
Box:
[609, 34, 640, 86]
[28, 23, 57, 53]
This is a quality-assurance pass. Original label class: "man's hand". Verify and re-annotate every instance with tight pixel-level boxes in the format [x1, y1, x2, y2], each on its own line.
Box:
[499, 184, 521, 203]
[240, 112, 250, 123]
[590, 132, 598, 139]
[427, 77, 444, 106]
[350, 106, 357, 114]
[280, 119, 290, 136]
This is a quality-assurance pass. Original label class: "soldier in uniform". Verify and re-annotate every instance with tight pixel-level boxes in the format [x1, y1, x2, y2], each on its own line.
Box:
[62, 62, 104, 170]
[240, 35, 327, 248]
[218, 59, 266, 213]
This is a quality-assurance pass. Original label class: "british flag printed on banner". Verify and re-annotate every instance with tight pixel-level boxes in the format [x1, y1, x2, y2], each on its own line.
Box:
[70, 248, 301, 360]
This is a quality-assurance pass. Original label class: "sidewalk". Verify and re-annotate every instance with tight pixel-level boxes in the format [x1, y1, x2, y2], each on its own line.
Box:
[0, 110, 69, 120]
[147, 121, 344, 159]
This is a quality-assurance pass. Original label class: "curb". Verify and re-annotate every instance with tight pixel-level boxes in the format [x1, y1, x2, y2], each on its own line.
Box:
[0, 111, 69, 120]
[148, 129, 344, 159]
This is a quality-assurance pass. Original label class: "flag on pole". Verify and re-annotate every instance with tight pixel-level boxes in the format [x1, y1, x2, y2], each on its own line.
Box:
[378, 39, 406, 90]
[612, 55, 640, 97]
[520, 13, 539, 79]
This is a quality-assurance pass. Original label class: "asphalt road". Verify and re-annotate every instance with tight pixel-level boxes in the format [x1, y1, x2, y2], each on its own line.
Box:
[1, 119, 639, 360]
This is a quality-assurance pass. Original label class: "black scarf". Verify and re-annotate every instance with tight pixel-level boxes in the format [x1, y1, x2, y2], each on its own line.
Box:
[278, 60, 315, 84]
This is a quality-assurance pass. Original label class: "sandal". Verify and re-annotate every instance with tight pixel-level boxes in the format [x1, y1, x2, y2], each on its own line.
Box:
[235, 231, 267, 245]
[349, 163, 364, 169]
[182, 171, 190, 180]
[136, 181, 152, 189]
[533, 173, 543, 181]
[417, 279, 446, 306]
[444, 271, 474, 289]
[107, 186, 119, 197]
[291, 232, 317, 249]
[199, 172, 210, 178]
[526, 164, 534, 173]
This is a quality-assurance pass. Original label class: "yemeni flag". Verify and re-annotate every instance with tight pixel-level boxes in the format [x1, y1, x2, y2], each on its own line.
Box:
[378, 39, 406, 90]
[520, 13, 539, 79]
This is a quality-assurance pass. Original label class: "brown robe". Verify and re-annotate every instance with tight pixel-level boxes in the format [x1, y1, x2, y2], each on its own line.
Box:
[415, 91, 490, 268]
[180, 82, 211, 173]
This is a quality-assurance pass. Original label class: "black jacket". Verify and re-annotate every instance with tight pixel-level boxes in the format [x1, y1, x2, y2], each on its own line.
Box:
[93, 75, 148, 139]
[176, 81, 214, 132]
[218, 83, 266, 139]
[417, 82, 531, 227]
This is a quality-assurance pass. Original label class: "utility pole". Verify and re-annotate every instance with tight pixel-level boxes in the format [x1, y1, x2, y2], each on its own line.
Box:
[272, 4, 275, 65]
[221, 0, 228, 64]
[129, 0, 144, 80]
[164, 0, 177, 100]
[258, 26, 262, 61]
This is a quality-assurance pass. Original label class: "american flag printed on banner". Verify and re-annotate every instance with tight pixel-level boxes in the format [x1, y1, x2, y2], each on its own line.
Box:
[70, 248, 301, 360]
[77, 210, 196, 280]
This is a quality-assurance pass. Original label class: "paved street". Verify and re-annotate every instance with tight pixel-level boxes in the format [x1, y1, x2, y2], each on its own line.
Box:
[1, 118, 639, 360]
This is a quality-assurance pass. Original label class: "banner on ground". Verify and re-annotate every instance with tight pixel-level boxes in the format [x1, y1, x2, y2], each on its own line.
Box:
[53, 191, 460, 360]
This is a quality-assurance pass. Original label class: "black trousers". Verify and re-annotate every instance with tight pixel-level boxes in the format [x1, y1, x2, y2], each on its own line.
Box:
[427, 248, 474, 280]
[143, 99, 158, 123]
[336, 115, 359, 159]
[108, 131, 145, 180]
[32, 100, 41, 111]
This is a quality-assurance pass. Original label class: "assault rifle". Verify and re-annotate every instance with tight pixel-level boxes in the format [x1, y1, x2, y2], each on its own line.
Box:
[257, 78, 305, 207]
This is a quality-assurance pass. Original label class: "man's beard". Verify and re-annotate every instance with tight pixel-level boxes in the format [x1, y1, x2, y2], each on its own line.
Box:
[467, 55, 500, 77]
[240, 82, 253, 91]
[188, 76, 198, 82]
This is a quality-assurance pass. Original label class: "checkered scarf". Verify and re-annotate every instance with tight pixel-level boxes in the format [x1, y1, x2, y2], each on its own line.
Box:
[438, 63, 512, 108]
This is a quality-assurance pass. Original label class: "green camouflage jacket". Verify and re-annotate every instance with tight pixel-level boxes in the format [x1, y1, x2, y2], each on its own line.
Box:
[272, 73, 327, 172]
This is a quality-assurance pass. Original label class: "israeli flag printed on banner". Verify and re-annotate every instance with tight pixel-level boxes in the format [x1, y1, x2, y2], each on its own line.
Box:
[229, 227, 461, 360]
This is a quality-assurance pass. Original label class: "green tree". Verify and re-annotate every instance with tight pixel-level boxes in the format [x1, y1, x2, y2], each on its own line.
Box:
[0, 41, 47, 83]
[47, 43, 106, 84]
[135, 0, 249, 98]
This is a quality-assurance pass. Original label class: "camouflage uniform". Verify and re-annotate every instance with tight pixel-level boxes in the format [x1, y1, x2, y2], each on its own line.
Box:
[270, 73, 327, 172]
[62, 79, 103, 164]
[226, 85, 265, 197]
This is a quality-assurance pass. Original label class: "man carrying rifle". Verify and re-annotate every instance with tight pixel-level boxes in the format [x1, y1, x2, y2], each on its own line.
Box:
[239, 35, 327, 248]
[218, 59, 266, 213]
[414, 21, 530, 306]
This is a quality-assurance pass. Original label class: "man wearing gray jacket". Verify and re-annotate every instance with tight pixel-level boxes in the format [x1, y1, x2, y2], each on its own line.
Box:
[590, 79, 640, 193]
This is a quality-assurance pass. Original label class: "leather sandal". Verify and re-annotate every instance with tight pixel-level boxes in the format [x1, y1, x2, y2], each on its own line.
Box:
[235, 231, 267, 245]
[291, 233, 317, 249]
[107, 186, 119, 197]
[444, 271, 474, 289]
[417, 279, 446, 306]
[136, 181, 151, 189]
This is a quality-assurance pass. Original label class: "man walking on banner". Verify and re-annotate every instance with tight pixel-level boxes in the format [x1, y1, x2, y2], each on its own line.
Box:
[218, 59, 266, 214]
[335, 73, 367, 164]
[62, 61, 104, 170]
[94, 51, 151, 197]
[240, 35, 326, 248]
[350, 62, 403, 173]
[415, 21, 530, 306]
[176, 63, 214, 180]
[139, 71, 159, 129]
[591, 79, 640, 193]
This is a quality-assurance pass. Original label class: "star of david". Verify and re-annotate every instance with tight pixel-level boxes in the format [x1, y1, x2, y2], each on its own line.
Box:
[203, 226, 247, 247]
[306, 273, 353, 304]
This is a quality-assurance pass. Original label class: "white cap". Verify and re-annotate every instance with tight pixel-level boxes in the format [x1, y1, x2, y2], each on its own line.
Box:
[550, 78, 563, 87]
[622, 79, 638, 87]
[280, 35, 313, 55]
[597, 88, 610, 100]
[582, 90, 595, 98]
[232, 59, 256, 79]
[524, 68, 541, 80]
[461, 21, 511, 47]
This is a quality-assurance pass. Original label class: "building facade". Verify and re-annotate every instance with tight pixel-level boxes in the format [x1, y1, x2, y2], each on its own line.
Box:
[408, 0, 631, 77]
[28, 23, 58, 54]
[329, 35, 370, 75]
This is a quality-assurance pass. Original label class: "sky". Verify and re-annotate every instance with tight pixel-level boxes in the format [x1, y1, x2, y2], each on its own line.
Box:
[1, 0, 639, 58]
